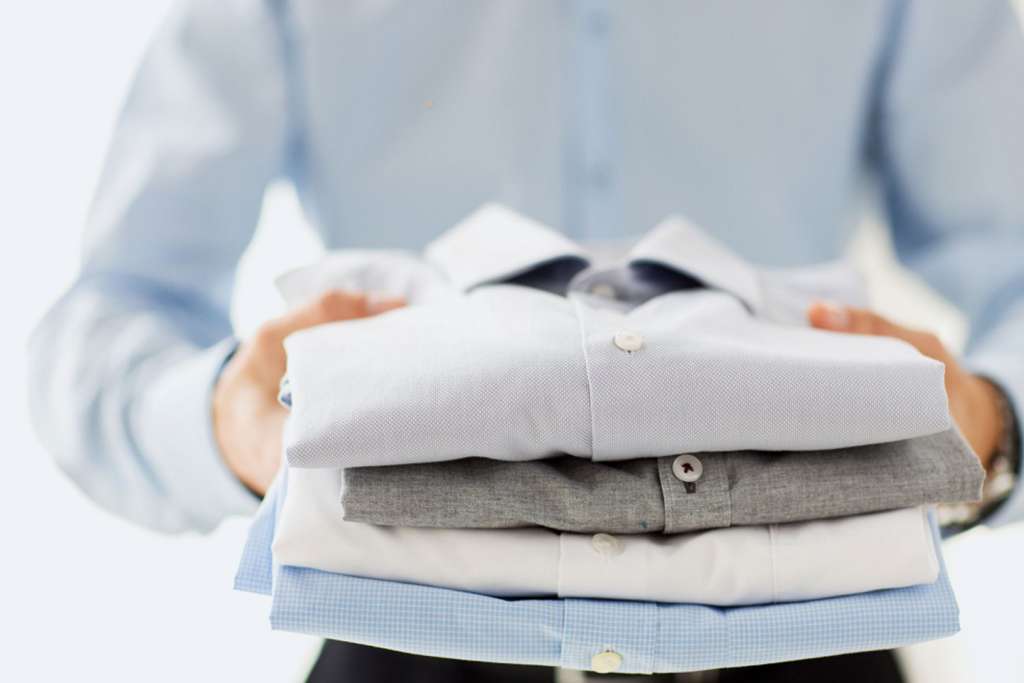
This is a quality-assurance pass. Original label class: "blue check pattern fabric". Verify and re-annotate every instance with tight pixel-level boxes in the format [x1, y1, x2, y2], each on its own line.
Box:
[235, 472, 960, 674]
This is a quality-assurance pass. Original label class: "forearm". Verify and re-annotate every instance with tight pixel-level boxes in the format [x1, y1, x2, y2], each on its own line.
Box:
[25, 0, 298, 531]
[28, 275, 258, 533]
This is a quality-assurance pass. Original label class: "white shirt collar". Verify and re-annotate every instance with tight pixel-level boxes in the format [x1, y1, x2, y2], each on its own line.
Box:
[424, 204, 588, 291]
[425, 204, 761, 312]
[626, 216, 762, 313]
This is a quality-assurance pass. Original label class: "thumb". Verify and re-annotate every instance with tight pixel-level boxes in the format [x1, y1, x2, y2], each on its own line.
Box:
[248, 290, 404, 382]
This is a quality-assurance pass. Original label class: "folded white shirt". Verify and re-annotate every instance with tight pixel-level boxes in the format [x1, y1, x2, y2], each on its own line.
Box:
[279, 205, 950, 469]
[271, 467, 940, 606]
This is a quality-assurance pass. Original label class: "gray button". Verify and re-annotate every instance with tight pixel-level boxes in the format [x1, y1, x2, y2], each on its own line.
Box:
[672, 454, 703, 483]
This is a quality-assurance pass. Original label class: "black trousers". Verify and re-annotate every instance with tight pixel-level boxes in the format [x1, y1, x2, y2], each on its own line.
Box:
[306, 640, 904, 683]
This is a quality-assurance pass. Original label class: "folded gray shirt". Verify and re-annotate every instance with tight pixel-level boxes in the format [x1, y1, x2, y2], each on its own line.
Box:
[342, 429, 984, 534]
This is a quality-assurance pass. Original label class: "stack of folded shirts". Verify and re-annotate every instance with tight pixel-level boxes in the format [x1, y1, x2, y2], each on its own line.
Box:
[236, 205, 985, 674]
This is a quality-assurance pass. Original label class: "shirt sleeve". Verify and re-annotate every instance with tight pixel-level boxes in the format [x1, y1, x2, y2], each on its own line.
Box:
[873, 0, 1024, 527]
[26, 0, 296, 533]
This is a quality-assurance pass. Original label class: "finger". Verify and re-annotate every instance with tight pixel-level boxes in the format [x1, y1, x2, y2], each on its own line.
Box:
[808, 301, 950, 362]
[806, 300, 850, 331]
[366, 294, 406, 315]
[262, 290, 403, 339]
[280, 290, 371, 334]
[297, 289, 405, 326]
[248, 291, 366, 363]
[807, 301, 896, 335]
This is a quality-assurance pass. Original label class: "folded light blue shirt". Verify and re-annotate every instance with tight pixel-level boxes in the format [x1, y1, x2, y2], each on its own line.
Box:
[235, 471, 959, 674]
[27, 0, 1024, 533]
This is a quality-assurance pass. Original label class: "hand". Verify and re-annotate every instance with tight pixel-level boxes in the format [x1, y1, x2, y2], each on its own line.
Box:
[213, 290, 404, 495]
[808, 302, 1004, 468]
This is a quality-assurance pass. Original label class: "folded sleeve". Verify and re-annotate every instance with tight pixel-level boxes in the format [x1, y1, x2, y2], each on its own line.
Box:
[873, 0, 1024, 526]
[26, 0, 296, 532]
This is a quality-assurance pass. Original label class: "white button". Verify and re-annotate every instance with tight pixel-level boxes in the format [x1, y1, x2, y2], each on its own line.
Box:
[591, 533, 622, 556]
[589, 282, 618, 299]
[613, 329, 643, 351]
[591, 651, 622, 674]
[672, 454, 703, 483]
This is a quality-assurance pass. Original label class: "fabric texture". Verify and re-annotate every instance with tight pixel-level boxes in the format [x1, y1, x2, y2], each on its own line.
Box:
[272, 468, 939, 605]
[281, 208, 950, 469]
[343, 427, 983, 533]
[235, 474, 960, 674]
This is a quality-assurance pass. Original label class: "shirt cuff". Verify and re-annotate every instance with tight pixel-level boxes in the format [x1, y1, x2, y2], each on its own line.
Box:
[964, 353, 1024, 528]
[134, 337, 260, 531]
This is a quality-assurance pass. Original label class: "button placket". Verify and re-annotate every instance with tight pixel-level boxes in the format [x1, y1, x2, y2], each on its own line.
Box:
[560, 600, 656, 673]
[565, 0, 618, 239]
[572, 295, 654, 462]
[659, 455, 733, 534]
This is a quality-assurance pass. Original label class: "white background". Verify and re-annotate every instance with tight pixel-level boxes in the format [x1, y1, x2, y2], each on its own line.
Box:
[1, 2, 1023, 681]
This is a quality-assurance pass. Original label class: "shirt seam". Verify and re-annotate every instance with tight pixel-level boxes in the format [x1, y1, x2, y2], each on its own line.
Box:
[921, 506, 939, 578]
[726, 453, 735, 528]
[558, 598, 569, 669]
[657, 457, 672, 534]
[644, 601, 657, 674]
[571, 295, 599, 459]
[769, 523, 780, 604]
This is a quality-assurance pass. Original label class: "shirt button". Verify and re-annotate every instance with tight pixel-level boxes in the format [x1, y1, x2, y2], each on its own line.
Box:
[591, 533, 623, 556]
[672, 454, 703, 483]
[589, 282, 618, 299]
[591, 650, 623, 674]
[613, 329, 643, 351]
[586, 11, 610, 34]
[589, 166, 611, 190]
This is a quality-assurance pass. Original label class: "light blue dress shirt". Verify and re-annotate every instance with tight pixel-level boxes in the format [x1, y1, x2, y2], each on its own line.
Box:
[234, 471, 959, 673]
[27, 0, 1024, 532]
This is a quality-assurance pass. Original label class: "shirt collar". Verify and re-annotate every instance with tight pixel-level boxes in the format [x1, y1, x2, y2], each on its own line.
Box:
[625, 216, 763, 313]
[426, 204, 761, 312]
[424, 204, 590, 291]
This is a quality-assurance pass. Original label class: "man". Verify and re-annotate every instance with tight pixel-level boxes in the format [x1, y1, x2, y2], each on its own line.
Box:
[28, 1, 1024, 681]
